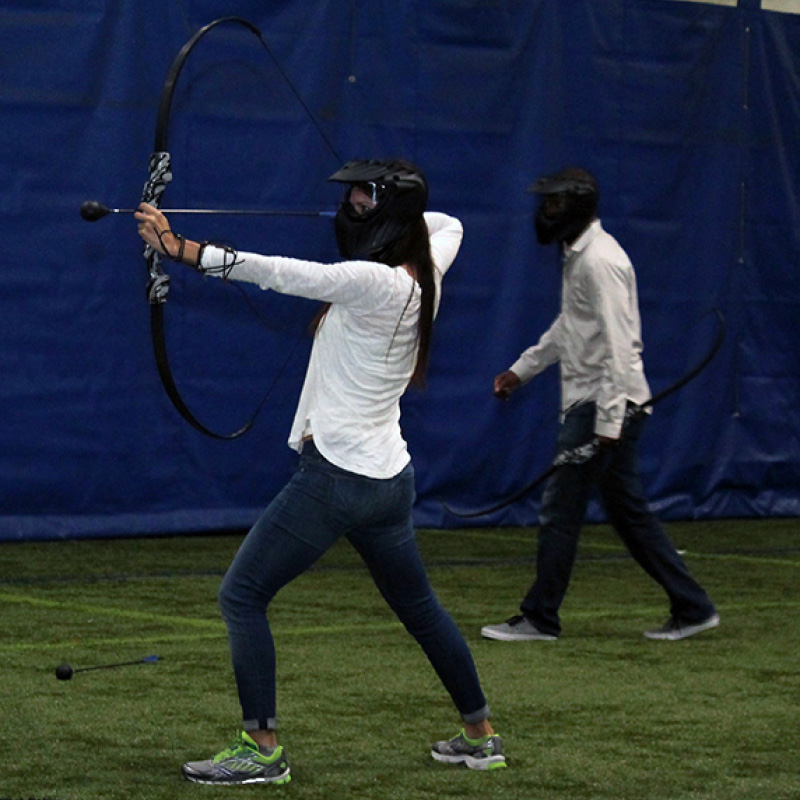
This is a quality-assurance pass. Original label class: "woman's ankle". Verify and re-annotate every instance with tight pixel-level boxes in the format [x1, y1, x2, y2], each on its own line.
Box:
[249, 729, 278, 750]
[464, 720, 494, 740]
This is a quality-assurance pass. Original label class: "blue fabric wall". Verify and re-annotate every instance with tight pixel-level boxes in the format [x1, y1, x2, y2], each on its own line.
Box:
[1, 0, 798, 541]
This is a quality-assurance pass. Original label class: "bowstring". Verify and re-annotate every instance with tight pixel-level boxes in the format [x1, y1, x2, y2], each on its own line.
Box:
[221, 23, 342, 420]
[250, 30, 342, 166]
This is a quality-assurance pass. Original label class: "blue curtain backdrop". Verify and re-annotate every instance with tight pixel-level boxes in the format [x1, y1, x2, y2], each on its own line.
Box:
[1, 0, 798, 541]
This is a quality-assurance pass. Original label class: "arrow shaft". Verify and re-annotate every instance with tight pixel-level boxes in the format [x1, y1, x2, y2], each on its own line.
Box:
[119, 207, 334, 217]
[74, 655, 158, 673]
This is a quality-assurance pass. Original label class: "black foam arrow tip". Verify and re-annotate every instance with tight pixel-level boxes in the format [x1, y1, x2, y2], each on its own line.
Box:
[80, 200, 110, 221]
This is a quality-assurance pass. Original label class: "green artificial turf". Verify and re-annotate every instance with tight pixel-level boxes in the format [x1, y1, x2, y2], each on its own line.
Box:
[0, 518, 798, 799]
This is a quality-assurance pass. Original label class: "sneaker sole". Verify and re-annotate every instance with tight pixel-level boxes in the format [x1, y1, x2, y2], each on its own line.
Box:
[182, 768, 291, 785]
[644, 614, 720, 641]
[431, 752, 507, 771]
[480, 626, 557, 642]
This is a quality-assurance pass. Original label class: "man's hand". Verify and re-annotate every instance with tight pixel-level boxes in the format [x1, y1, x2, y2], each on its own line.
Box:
[494, 370, 522, 400]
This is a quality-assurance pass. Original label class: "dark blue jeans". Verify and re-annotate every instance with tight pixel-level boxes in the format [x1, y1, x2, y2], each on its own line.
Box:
[521, 402, 717, 637]
[218, 442, 489, 731]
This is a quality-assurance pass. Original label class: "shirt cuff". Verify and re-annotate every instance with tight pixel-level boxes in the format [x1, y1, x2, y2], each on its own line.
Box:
[508, 357, 536, 384]
[199, 244, 230, 271]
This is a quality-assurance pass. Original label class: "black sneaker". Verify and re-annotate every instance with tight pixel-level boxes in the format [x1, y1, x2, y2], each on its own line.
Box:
[431, 729, 507, 771]
[182, 731, 291, 785]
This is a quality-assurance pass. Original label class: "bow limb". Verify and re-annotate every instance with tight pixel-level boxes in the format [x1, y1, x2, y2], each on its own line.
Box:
[642, 307, 726, 409]
[153, 16, 340, 160]
[444, 307, 727, 519]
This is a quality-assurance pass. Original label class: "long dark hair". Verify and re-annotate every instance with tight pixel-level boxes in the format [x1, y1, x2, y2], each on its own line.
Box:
[310, 215, 438, 389]
[381, 215, 437, 388]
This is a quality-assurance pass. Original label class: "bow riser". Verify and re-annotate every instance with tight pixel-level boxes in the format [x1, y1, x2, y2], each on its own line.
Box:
[140, 151, 173, 304]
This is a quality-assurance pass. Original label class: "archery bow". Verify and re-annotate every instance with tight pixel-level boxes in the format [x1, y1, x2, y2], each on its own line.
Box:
[140, 16, 341, 439]
[444, 307, 726, 519]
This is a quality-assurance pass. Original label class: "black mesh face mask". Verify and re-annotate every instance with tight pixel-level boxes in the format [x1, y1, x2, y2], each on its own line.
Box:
[528, 168, 599, 246]
[329, 160, 428, 260]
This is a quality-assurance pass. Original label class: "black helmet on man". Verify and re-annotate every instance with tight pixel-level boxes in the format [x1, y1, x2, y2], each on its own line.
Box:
[528, 167, 599, 246]
[329, 159, 428, 260]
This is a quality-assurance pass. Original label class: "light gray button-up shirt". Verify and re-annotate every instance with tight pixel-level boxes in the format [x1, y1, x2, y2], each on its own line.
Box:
[510, 219, 651, 438]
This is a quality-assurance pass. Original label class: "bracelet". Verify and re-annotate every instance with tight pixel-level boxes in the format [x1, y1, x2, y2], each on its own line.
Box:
[155, 228, 185, 263]
[174, 233, 186, 263]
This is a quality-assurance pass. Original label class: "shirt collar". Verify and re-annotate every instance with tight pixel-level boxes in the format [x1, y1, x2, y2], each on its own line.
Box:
[564, 218, 602, 256]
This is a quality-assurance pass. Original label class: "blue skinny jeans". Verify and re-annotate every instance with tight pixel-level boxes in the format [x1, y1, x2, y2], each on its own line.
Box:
[521, 402, 717, 637]
[218, 441, 489, 731]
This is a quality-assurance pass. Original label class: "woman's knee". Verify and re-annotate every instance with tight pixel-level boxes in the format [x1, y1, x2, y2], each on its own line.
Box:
[218, 571, 269, 623]
[217, 575, 238, 621]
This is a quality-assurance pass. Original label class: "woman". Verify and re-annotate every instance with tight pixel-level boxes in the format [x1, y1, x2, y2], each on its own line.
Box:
[135, 159, 506, 783]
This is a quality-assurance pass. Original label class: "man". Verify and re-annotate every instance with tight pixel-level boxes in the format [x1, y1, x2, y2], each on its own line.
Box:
[482, 166, 719, 643]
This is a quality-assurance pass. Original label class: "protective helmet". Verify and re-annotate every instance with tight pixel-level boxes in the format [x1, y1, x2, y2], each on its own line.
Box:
[328, 159, 429, 260]
[528, 167, 599, 245]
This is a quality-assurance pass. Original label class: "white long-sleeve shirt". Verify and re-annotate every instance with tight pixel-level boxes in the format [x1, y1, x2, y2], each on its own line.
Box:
[509, 219, 651, 438]
[200, 212, 463, 478]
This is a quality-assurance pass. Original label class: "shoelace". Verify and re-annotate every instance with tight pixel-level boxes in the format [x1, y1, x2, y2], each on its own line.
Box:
[214, 736, 255, 762]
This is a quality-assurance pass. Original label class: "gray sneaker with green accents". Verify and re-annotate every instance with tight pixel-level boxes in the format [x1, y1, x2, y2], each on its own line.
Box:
[431, 730, 507, 770]
[182, 731, 291, 785]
